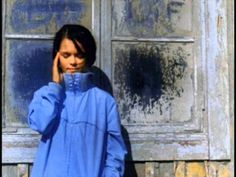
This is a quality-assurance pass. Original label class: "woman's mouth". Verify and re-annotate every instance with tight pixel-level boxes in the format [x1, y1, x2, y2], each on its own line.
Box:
[67, 68, 79, 73]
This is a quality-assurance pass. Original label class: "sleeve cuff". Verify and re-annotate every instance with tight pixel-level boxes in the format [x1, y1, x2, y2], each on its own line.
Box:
[48, 82, 64, 100]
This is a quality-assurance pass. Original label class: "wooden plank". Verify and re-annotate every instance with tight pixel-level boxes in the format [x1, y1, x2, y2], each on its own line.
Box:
[2, 134, 40, 163]
[159, 162, 174, 177]
[207, 161, 217, 177]
[186, 162, 206, 177]
[17, 164, 29, 177]
[129, 135, 209, 160]
[207, 161, 231, 177]
[174, 161, 185, 177]
[2, 165, 17, 177]
[145, 162, 159, 177]
[217, 163, 231, 177]
[135, 163, 146, 177]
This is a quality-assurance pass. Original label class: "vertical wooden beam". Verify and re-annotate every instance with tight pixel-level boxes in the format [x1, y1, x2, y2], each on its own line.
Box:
[206, 0, 230, 160]
[227, 0, 235, 175]
[100, 0, 112, 80]
[91, 0, 101, 67]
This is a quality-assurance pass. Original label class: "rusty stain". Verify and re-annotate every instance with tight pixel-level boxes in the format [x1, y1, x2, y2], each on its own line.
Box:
[178, 140, 200, 146]
[217, 15, 223, 32]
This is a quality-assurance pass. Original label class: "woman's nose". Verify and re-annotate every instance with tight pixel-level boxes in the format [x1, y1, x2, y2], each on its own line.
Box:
[70, 55, 77, 64]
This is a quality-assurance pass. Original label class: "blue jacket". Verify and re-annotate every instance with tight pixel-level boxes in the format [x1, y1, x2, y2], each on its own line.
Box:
[28, 72, 127, 177]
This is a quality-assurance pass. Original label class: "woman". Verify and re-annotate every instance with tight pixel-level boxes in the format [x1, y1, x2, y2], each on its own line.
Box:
[28, 24, 127, 177]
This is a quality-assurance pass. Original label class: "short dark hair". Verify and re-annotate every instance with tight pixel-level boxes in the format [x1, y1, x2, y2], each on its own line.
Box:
[52, 24, 96, 67]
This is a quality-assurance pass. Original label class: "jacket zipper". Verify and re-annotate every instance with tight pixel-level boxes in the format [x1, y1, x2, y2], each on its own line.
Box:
[71, 74, 76, 119]
[66, 74, 76, 176]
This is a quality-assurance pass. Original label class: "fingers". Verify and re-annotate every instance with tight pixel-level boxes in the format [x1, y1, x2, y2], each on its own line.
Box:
[52, 52, 62, 84]
[53, 52, 60, 69]
[60, 73, 64, 82]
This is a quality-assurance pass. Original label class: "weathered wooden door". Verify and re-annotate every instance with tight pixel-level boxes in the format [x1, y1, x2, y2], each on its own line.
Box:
[99, 0, 230, 161]
[2, 0, 230, 171]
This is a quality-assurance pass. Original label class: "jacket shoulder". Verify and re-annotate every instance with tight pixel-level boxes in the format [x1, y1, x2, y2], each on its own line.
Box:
[91, 87, 116, 104]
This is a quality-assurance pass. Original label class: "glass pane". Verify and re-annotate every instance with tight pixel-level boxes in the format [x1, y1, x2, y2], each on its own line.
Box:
[5, 40, 53, 126]
[112, 0, 193, 37]
[6, 0, 92, 34]
[112, 42, 195, 124]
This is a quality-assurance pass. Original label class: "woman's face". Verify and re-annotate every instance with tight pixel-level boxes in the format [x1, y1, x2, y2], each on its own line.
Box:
[58, 38, 86, 73]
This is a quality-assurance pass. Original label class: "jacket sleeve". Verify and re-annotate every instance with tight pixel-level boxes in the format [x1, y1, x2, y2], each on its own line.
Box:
[103, 101, 127, 177]
[27, 82, 64, 135]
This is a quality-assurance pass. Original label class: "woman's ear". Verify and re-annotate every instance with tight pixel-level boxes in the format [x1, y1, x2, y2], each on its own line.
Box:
[58, 59, 63, 72]
[58, 66, 63, 73]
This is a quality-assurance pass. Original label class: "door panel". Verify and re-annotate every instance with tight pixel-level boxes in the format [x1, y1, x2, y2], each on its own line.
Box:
[100, 0, 230, 160]
[112, 42, 196, 126]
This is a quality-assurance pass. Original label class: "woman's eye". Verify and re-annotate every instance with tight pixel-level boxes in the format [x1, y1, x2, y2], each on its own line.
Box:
[76, 53, 85, 58]
[62, 53, 70, 58]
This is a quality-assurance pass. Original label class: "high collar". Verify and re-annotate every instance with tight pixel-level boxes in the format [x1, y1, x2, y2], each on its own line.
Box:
[63, 72, 94, 93]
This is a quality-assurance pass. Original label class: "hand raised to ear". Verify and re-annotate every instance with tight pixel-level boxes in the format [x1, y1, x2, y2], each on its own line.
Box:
[52, 52, 63, 84]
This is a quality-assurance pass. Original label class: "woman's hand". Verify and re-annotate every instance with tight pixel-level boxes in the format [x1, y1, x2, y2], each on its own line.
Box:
[52, 52, 63, 84]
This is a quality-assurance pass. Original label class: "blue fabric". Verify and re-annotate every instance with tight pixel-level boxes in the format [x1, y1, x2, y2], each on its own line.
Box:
[28, 72, 127, 177]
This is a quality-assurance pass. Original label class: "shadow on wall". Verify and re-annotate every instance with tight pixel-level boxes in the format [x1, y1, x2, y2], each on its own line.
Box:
[122, 126, 138, 177]
[89, 66, 113, 96]
[90, 66, 138, 177]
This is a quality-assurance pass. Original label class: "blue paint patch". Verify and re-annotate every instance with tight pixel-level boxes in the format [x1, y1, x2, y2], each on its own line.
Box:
[8, 40, 53, 123]
[11, 0, 86, 32]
